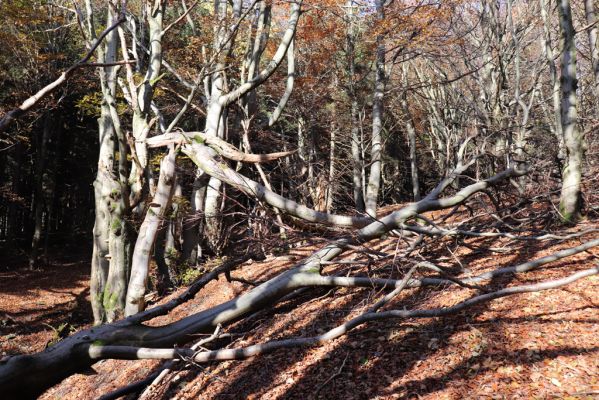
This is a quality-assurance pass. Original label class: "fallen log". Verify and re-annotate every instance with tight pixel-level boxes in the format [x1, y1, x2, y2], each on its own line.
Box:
[0, 166, 530, 399]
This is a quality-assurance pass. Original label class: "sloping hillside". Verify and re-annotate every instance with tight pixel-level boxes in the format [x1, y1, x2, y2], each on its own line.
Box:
[2, 201, 596, 400]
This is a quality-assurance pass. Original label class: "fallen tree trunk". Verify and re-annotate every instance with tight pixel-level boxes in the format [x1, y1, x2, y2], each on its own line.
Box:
[0, 166, 532, 399]
[182, 143, 373, 228]
[88, 266, 599, 363]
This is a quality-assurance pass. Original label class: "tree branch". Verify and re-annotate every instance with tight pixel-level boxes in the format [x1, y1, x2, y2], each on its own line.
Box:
[0, 12, 126, 132]
[87, 267, 598, 363]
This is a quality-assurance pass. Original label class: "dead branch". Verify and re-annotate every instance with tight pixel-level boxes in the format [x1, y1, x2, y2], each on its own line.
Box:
[147, 131, 297, 162]
[0, 165, 536, 399]
[0, 13, 126, 132]
[183, 143, 372, 227]
[86, 267, 598, 363]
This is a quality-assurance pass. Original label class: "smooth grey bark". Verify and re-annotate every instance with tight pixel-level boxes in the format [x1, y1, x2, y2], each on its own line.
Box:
[238, 0, 286, 233]
[326, 104, 337, 213]
[345, 1, 365, 211]
[88, 1, 167, 322]
[400, 65, 420, 201]
[218, 1, 301, 106]
[539, 0, 563, 148]
[0, 165, 532, 400]
[365, 0, 385, 217]
[411, 65, 449, 176]
[181, 171, 208, 264]
[90, 1, 167, 321]
[268, 38, 294, 127]
[476, 0, 510, 162]
[557, 0, 583, 222]
[351, 99, 365, 211]
[154, 222, 175, 290]
[585, 0, 599, 100]
[89, 4, 132, 324]
[126, 147, 178, 316]
[202, 0, 230, 253]
[183, 143, 371, 227]
[167, 185, 182, 255]
[154, 181, 181, 284]
[125, 1, 166, 208]
[90, 266, 598, 367]
[201, 0, 301, 252]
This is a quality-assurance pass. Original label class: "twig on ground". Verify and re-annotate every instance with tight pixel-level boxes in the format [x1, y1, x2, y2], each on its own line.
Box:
[313, 352, 350, 398]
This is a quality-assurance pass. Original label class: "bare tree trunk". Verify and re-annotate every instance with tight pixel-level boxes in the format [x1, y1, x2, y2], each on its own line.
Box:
[326, 109, 337, 213]
[154, 182, 181, 291]
[365, 0, 385, 217]
[181, 172, 207, 264]
[345, 1, 365, 212]
[127, 1, 165, 209]
[29, 113, 52, 269]
[540, 0, 563, 151]
[126, 148, 177, 316]
[89, 4, 131, 324]
[203, 0, 230, 254]
[404, 97, 420, 201]
[297, 116, 310, 201]
[92, 0, 167, 319]
[558, 0, 583, 222]
[585, 0, 599, 101]
[351, 100, 365, 211]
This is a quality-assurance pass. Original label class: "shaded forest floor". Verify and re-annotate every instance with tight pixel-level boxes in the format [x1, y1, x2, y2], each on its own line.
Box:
[1, 205, 599, 399]
[0, 258, 92, 356]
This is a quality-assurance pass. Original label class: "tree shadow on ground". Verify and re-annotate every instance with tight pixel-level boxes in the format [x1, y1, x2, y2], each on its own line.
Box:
[0, 287, 91, 337]
[157, 234, 599, 399]
[0, 261, 92, 352]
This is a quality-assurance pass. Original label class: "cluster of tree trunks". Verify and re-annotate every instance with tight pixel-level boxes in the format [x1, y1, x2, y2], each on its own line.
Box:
[0, 0, 597, 398]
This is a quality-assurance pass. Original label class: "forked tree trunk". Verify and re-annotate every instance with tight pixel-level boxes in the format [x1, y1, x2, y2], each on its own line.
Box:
[202, 0, 230, 254]
[128, 2, 165, 208]
[90, 5, 132, 324]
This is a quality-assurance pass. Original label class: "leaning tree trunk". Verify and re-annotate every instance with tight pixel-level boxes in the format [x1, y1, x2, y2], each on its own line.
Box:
[126, 147, 177, 316]
[0, 163, 533, 400]
[558, 0, 583, 222]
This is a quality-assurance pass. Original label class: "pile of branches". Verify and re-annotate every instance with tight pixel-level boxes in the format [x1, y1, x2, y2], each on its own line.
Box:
[2, 154, 598, 400]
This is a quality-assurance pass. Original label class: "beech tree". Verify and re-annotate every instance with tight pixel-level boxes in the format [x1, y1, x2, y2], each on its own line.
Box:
[0, 0, 598, 398]
[557, 0, 583, 222]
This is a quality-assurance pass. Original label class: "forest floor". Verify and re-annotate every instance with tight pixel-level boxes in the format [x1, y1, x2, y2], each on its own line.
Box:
[1, 205, 599, 400]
